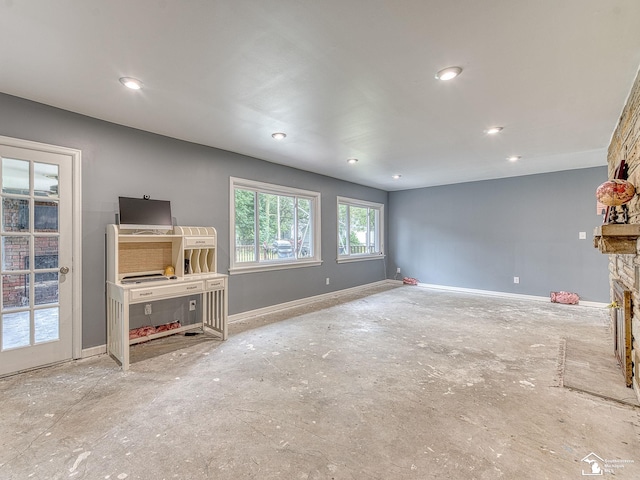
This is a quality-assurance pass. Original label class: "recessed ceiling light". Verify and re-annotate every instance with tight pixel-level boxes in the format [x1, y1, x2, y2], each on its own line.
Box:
[271, 132, 287, 140]
[486, 126, 503, 135]
[347, 158, 358, 164]
[119, 77, 143, 90]
[392, 174, 402, 180]
[507, 155, 521, 162]
[435, 66, 462, 81]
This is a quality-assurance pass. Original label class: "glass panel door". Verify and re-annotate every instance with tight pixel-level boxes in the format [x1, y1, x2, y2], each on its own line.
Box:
[0, 143, 71, 376]
[1, 157, 60, 350]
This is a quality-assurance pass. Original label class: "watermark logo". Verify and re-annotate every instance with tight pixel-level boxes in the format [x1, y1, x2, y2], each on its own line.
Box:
[581, 452, 634, 476]
[581, 453, 604, 476]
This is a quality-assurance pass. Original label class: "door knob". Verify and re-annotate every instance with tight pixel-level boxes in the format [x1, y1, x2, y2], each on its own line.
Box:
[60, 266, 70, 274]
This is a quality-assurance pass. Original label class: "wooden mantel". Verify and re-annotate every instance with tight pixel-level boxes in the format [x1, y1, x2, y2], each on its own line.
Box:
[593, 224, 640, 254]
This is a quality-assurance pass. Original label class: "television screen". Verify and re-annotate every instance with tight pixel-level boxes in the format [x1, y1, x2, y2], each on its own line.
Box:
[118, 197, 172, 231]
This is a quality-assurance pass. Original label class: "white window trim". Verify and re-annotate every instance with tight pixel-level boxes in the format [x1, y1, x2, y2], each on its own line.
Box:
[337, 196, 385, 264]
[229, 177, 322, 274]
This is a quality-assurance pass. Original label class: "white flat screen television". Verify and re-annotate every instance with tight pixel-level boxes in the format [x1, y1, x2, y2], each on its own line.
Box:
[118, 196, 173, 232]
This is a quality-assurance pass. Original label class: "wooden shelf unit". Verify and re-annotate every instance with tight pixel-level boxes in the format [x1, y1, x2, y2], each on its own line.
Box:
[106, 224, 227, 370]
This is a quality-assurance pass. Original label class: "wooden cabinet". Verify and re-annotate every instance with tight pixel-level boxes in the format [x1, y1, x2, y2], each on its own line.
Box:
[106, 224, 227, 370]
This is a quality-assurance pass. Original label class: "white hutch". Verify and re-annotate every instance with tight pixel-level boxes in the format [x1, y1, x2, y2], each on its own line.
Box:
[106, 225, 228, 370]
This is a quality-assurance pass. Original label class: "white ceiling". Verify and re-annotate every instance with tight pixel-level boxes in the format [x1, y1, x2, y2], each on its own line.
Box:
[1, 1, 640, 191]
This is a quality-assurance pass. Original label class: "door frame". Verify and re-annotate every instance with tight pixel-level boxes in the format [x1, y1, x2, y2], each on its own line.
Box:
[0, 135, 82, 360]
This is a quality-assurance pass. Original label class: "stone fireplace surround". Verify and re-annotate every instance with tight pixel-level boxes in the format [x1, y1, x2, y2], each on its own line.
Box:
[595, 69, 640, 402]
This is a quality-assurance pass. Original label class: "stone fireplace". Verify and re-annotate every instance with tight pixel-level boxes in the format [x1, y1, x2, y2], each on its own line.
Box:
[593, 70, 640, 401]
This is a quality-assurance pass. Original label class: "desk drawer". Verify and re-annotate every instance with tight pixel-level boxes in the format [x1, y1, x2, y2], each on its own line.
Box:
[130, 281, 204, 301]
[206, 278, 225, 290]
[184, 236, 215, 248]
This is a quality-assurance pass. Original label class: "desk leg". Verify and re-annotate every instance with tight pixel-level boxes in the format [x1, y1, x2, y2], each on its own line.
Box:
[107, 293, 129, 370]
[204, 288, 227, 340]
[122, 302, 130, 371]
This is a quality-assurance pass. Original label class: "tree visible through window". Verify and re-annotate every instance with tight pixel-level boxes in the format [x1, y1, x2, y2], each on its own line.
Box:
[231, 178, 320, 272]
[337, 197, 384, 260]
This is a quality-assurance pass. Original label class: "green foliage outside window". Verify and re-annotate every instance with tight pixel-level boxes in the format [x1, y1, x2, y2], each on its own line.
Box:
[338, 200, 382, 256]
[234, 187, 314, 263]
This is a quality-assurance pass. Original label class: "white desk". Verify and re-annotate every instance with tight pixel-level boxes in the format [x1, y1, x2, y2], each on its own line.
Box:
[106, 274, 227, 370]
[106, 225, 228, 370]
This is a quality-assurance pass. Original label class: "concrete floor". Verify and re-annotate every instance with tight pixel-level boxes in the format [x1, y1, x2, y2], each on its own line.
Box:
[1, 284, 639, 479]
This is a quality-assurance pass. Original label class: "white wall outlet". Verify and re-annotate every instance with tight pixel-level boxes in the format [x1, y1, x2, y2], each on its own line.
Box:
[144, 304, 152, 315]
[326, 277, 330, 285]
[513, 277, 520, 284]
[579, 231, 586, 240]
[189, 300, 197, 311]
[396, 267, 401, 274]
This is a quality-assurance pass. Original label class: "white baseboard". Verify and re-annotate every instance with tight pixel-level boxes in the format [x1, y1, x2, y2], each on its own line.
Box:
[81, 344, 106, 358]
[229, 280, 396, 323]
[576, 300, 609, 308]
[418, 283, 608, 308]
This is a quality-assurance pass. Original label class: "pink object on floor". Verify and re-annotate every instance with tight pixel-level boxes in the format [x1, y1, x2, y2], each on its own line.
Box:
[550, 291, 579, 305]
[155, 321, 181, 332]
[403, 277, 419, 285]
[129, 325, 156, 341]
[129, 322, 182, 341]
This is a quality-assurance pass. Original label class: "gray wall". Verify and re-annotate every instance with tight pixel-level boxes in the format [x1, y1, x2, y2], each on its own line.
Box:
[0, 93, 388, 349]
[0, 90, 611, 351]
[387, 167, 610, 302]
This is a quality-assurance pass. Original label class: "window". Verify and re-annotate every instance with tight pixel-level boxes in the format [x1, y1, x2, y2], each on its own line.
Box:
[230, 178, 321, 273]
[337, 196, 384, 262]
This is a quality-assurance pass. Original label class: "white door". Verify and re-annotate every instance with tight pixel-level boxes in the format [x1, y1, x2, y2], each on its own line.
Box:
[0, 143, 75, 376]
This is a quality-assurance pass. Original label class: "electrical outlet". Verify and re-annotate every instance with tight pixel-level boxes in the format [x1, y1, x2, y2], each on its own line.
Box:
[579, 231, 586, 240]
[396, 267, 401, 274]
[144, 304, 152, 315]
[189, 300, 197, 311]
[513, 277, 520, 284]
[326, 277, 330, 285]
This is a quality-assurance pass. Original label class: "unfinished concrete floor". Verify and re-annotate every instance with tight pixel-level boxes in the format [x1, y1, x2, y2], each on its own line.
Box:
[1, 284, 640, 479]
